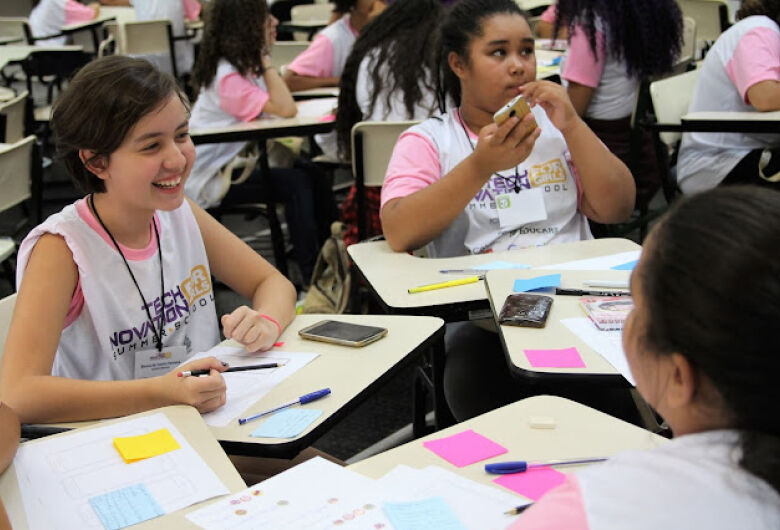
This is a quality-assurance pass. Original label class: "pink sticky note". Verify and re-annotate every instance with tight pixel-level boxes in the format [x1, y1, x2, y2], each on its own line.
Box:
[319, 113, 336, 123]
[493, 467, 567, 500]
[422, 429, 507, 467]
[523, 347, 586, 368]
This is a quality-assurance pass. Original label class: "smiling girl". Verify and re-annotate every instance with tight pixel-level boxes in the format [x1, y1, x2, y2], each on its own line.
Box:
[0, 56, 297, 424]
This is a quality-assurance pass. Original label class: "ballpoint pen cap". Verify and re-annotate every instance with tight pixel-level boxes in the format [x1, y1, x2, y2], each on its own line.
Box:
[300, 388, 331, 404]
[485, 461, 529, 474]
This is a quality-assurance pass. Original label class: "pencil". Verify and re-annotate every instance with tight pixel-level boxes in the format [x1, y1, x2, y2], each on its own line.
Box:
[505, 504, 532, 515]
[408, 275, 481, 294]
[178, 362, 286, 377]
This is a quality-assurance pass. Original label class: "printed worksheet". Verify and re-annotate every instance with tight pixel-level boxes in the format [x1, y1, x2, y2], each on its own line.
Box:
[185, 344, 319, 426]
[561, 317, 635, 385]
[536, 250, 640, 271]
[13, 413, 229, 529]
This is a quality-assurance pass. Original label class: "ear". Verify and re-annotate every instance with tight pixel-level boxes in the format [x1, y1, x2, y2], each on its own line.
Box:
[78, 149, 109, 179]
[666, 353, 697, 409]
[448, 51, 468, 81]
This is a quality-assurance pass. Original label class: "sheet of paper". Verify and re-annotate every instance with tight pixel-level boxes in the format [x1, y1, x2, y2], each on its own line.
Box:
[475, 260, 530, 271]
[14, 413, 229, 530]
[113, 428, 180, 463]
[493, 467, 567, 501]
[186, 457, 392, 530]
[383, 497, 465, 530]
[523, 347, 586, 368]
[536, 250, 641, 271]
[513, 273, 561, 293]
[561, 317, 635, 385]
[611, 259, 638, 271]
[249, 409, 323, 439]
[88, 484, 164, 530]
[185, 344, 319, 426]
[423, 430, 507, 468]
[295, 97, 337, 119]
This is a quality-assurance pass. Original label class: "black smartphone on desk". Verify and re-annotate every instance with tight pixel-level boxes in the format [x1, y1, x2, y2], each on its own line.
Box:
[298, 320, 388, 347]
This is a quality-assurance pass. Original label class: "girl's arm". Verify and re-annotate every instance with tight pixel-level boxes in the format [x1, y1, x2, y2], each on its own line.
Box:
[566, 81, 595, 117]
[283, 71, 340, 92]
[522, 80, 635, 223]
[261, 55, 297, 118]
[188, 199, 297, 352]
[747, 80, 780, 111]
[0, 234, 228, 423]
[381, 114, 541, 252]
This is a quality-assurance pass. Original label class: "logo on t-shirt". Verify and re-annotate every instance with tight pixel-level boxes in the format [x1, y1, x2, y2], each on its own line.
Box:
[529, 158, 567, 187]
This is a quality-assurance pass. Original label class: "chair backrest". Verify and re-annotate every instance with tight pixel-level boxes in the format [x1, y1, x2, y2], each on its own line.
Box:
[351, 120, 419, 187]
[116, 20, 177, 77]
[290, 3, 333, 40]
[0, 90, 28, 143]
[0, 293, 17, 356]
[271, 41, 310, 70]
[0, 136, 35, 214]
[649, 69, 700, 146]
[677, 0, 728, 43]
[0, 17, 32, 44]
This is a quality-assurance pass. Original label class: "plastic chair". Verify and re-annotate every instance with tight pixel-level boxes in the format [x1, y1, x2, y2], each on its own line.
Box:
[678, 0, 729, 49]
[290, 3, 333, 41]
[0, 90, 28, 144]
[112, 19, 178, 78]
[0, 293, 16, 353]
[271, 41, 310, 71]
[0, 17, 33, 44]
[0, 137, 37, 282]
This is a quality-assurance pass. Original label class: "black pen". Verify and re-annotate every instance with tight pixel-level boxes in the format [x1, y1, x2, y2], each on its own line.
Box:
[178, 362, 286, 377]
[505, 504, 533, 515]
[555, 288, 630, 297]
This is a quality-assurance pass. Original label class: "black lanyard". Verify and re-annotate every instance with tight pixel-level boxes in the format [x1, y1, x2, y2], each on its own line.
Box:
[457, 108, 522, 193]
[90, 194, 166, 352]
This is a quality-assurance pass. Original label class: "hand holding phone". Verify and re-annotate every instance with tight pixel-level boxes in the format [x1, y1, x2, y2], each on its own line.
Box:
[493, 94, 538, 138]
[298, 320, 388, 347]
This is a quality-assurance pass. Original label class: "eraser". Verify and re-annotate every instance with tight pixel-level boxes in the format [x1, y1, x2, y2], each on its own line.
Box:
[529, 416, 556, 429]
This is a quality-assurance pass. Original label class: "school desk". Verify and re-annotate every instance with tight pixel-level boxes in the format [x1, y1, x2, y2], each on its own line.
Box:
[348, 238, 640, 322]
[21, 315, 447, 459]
[0, 36, 23, 46]
[681, 110, 780, 134]
[0, 405, 246, 530]
[277, 20, 328, 40]
[292, 86, 340, 100]
[484, 269, 632, 385]
[0, 44, 82, 70]
[60, 14, 116, 54]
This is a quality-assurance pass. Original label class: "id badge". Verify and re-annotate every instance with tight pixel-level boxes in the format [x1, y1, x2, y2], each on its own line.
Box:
[134, 346, 188, 379]
[495, 188, 548, 230]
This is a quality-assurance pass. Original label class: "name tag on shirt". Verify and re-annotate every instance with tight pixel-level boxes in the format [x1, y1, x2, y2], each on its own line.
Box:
[134, 346, 188, 379]
[496, 188, 548, 230]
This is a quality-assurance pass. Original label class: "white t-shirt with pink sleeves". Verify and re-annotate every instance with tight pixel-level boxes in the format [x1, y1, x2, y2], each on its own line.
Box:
[16, 198, 220, 381]
[286, 15, 358, 79]
[381, 107, 590, 257]
[677, 16, 780, 193]
[509, 430, 780, 530]
[29, 0, 96, 47]
[562, 20, 638, 120]
[186, 59, 270, 208]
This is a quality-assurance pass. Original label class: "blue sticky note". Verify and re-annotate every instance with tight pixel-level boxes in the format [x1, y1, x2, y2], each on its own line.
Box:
[250, 408, 323, 438]
[383, 497, 466, 530]
[477, 260, 531, 271]
[513, 273, 561, 293]
[89, 484, 164, 530]
[611, 259, 638, 271]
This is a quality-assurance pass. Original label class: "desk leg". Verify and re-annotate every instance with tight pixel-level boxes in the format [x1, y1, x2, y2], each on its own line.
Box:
[431, 335, 455, 430]
[412, 334, 455, 438]
[259, 147, 289, 278]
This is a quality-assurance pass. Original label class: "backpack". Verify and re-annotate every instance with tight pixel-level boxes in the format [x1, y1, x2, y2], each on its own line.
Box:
[302, 222, 352, 314]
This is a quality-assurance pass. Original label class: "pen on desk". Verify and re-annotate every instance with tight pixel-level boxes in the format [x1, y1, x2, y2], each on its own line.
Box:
[439, 268, 488, 275]
[485, 457, 608, 474]
[408, 275, 481, 294]
[505, 504, 533, 515]
[583, 280, 629, 289]
[238, 388, 331, 425]
[555, 288, 630, 297]
[178, 362, 286, 378]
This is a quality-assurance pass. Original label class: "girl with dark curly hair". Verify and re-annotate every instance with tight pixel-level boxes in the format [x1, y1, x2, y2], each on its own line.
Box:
[678, 0, 780, 193]
[335, 0, 443, 245]
[551, 0, 683, 211]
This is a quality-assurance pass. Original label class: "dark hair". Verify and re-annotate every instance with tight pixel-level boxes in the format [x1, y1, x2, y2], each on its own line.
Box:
[640, 186, 780, 494]
[552, 0, 683, 79]
[737, 0, 780, 23]
[336, 0, 443, 159]
[436, 0, 525, 112]
[334, 0, 358, 16]
[191, 0, 268, 94]
[51, 56, 187, 194]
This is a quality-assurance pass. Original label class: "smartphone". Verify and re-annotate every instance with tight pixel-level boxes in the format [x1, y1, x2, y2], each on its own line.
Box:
[493, 94, 537, 135]
[497, 293, 553, 328]
[298, 320, 388, 347]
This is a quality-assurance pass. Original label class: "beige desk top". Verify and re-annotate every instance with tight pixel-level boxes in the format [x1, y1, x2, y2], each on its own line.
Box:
[485, 269, 631, 376]
[348, 238, 640, 312]
[0, 45, 82, 70]
[350, 395, 665, 494]
[190, 111, 333, 139]
[0, 405, 246, 530]
[682, 110, 780, 122]
[61, 14, 116, 33]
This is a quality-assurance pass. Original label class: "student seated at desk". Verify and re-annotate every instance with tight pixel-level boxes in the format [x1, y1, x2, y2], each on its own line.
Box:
[29, 0, 101, 46]
[131, 0, 202, 76]
[513, 186, 780, 529]
[0, 402, 20, 530]
[0, 56, 297, 424]
[335, 0, 443, 245]
[677, 0, 780, 194]
[380, 0, 634, 420]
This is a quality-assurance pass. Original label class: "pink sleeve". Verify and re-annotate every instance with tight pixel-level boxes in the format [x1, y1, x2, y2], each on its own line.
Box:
[286, 33, 335, 78]
[217, 72, 270, 122]
[507, 474, 590, 530]
[380, 132, 441, 210]
[540, 5, 557, 24]
[725, 27, 780, 105]
[562, 25, 605, 88]
[64, 0, 96, 25]
[182, 0, 201, 21]
[63, 277, 84, 329]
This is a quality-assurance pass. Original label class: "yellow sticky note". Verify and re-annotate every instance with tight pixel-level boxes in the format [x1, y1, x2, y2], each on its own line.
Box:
[113, 428, 181, 464]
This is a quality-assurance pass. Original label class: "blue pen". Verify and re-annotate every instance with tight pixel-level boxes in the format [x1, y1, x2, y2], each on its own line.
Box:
[485, 457, 607, 474]
[238, 388, 331, 425]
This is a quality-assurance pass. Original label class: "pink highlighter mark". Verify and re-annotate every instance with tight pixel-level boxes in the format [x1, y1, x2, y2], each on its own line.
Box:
[493, 466, 567, 500]
[423, 429, 508, 468]
[523, 347, 586, 368]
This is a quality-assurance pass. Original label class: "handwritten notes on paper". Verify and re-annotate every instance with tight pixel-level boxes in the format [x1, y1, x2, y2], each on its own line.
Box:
[423, 430, 507, 468]
[113, 428, 180, 463]
[523, 347, 586, 368]
[88, 484, 164, 530]
[250, 409, 323, 438]
[493, 467, 567, 500]
[513, 274, 561, 293]
[383, 497, 466, 530]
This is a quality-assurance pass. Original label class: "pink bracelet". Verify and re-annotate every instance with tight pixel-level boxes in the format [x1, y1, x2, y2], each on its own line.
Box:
[260, 314, 282, 339]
